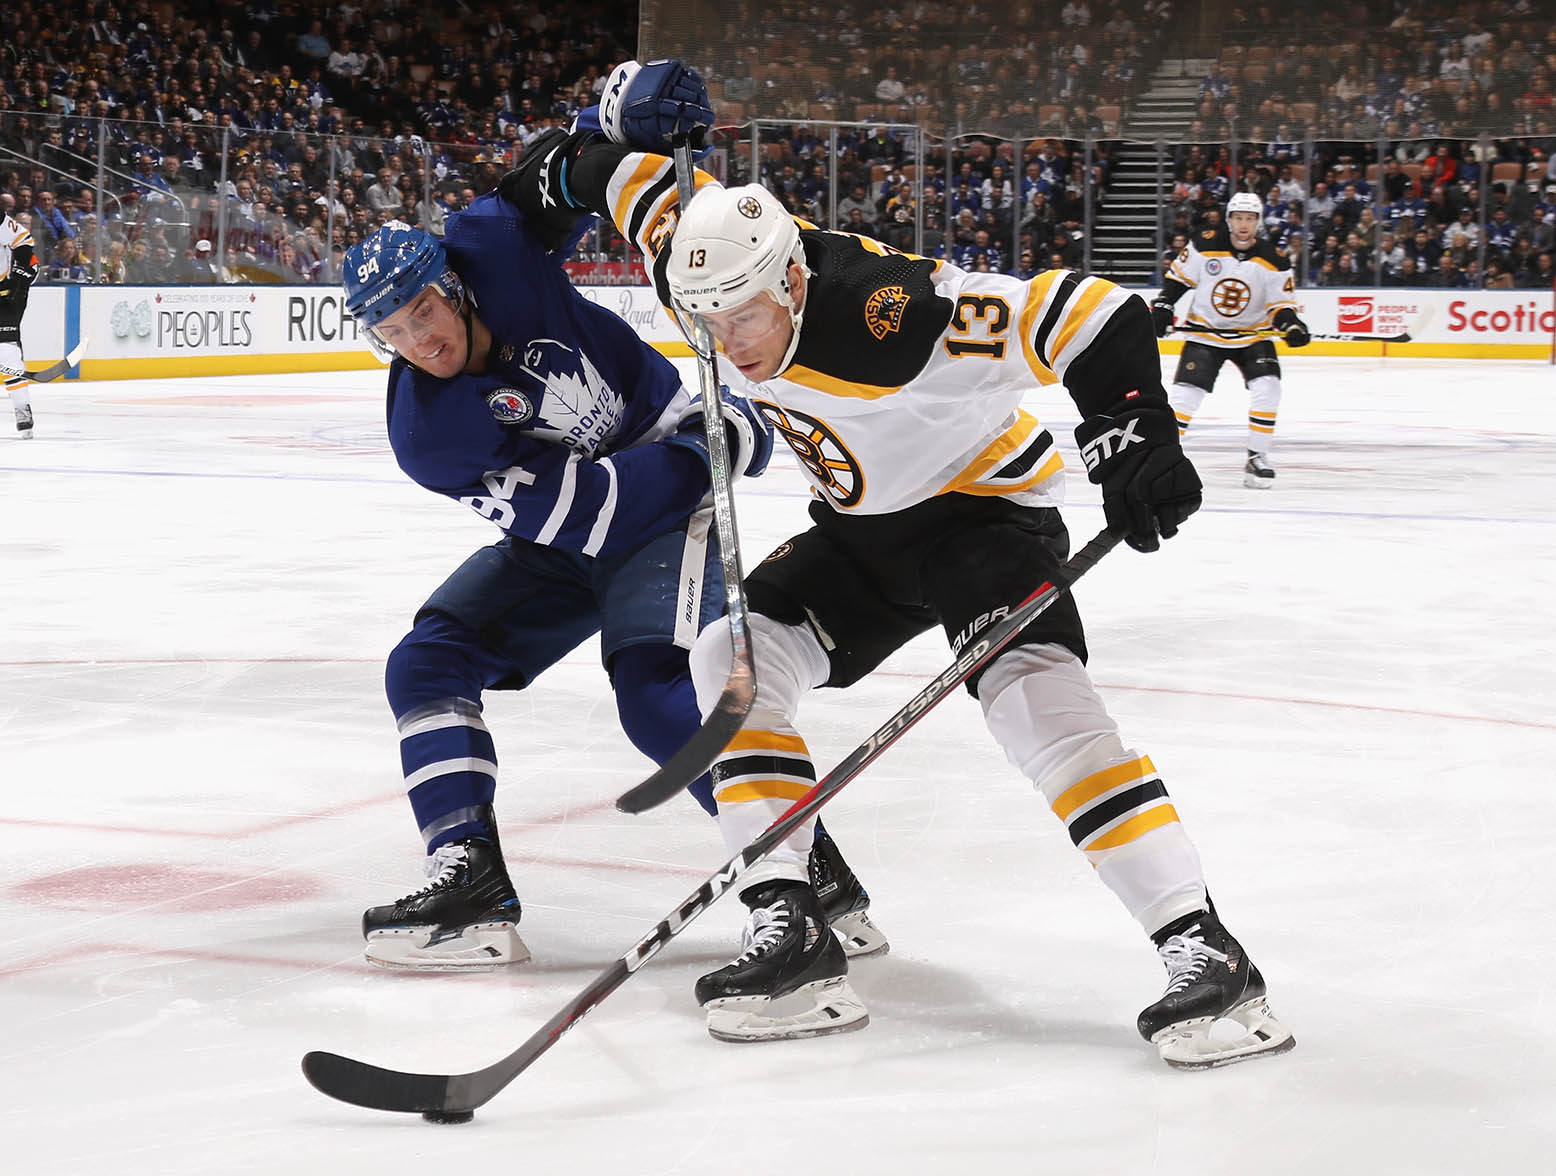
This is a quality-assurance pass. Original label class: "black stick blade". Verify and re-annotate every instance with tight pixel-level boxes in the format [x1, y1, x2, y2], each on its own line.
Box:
[302, 1050, 457, 1114]
[615, 676, 752, 814]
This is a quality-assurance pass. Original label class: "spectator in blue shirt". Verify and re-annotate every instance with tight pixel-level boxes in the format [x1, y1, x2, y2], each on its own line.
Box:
[297, 20, 330, 60]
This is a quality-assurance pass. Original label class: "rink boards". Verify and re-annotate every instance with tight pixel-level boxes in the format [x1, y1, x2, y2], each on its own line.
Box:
[15, 282, 1556, 379]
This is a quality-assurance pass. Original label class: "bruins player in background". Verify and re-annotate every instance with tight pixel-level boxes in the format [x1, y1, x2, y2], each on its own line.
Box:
[501, 69, 1294, 1068]
[1, 211, 38, 438]
[1153, 191, 1311, 488]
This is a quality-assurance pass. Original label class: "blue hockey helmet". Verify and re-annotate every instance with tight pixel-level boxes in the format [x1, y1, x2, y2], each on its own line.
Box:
[342, 219, 466, 360]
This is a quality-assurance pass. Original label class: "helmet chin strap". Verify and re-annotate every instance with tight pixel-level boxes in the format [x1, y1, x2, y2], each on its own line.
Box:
[772, 254, 812, 376]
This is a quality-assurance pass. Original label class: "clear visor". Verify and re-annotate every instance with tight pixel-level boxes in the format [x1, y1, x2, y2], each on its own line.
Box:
[357, 279, 462, 363]
[674, 290, 788, 359]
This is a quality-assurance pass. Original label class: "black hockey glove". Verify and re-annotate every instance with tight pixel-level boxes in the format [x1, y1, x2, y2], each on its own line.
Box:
[496, 128, 593, 252]
[1075, 403, 1202, 553]
[1274, 307, 1310, 348]
[1150, 297, 1176, 338]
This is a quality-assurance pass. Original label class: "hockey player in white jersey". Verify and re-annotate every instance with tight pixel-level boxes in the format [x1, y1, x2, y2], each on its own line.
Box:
[1153, 192, 1311, 487]
[509, 91, 1295, 1066]
[0, 213, 39, 438]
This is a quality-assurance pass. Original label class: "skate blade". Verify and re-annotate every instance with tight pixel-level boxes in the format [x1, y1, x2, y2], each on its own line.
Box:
[1243, 473, 1275, 489]
[832, 910, 890, 959]
[364, 921, 531, 971]
[1152, 996, 1296, 1070]
[705, 977, 870, 1043]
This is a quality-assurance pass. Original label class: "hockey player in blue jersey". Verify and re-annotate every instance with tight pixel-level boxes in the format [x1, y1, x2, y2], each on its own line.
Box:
[341, 61, 887, 971]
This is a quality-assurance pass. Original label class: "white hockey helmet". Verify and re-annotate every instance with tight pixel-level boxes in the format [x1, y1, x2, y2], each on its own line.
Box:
[1226, 192, 1263, 218]
[666, 183, 809, 369]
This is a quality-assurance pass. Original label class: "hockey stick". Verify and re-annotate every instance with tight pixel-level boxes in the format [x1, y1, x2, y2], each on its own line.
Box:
[1175, 325, 1410, 343]
[614, 136, 755, 815]
[301, 527, 1121, 1118]
[0, 337, 89, 383]
[1173, 302, 1435, 345]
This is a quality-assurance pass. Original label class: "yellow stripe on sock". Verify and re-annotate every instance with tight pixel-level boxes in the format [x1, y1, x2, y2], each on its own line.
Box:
[1052, 755, 1156, 820]
[1083, 804, 1180, 851]
[713, 779, 815, 804]
[725, 729, 810, 756]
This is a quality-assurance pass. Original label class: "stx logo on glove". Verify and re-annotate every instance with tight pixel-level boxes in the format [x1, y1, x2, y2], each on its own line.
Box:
[1079, 417, 1144, 472]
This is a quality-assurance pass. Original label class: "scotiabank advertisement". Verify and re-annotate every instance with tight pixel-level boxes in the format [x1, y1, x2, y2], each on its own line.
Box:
[1151, 287, 1555, 356]
[1304, 289, 1556, 346]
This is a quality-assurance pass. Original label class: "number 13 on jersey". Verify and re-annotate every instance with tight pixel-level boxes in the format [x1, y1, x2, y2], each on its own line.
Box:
[943, 294, 1012, 359]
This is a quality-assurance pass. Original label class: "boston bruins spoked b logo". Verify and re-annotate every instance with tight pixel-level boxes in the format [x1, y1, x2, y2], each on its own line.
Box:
[1210, 277, 1252, 317]
[757, 401, 865, 508]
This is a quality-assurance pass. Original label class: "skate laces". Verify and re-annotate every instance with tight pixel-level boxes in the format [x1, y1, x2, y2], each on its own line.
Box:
[733, 903, 791, 965]
[1157, 929, 1228, 995]
[403, 843, 470, 898]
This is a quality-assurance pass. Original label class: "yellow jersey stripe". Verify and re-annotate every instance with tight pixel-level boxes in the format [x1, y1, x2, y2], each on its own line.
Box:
[782, 364, 903, 399]
[1052, 755, 1157, 820]
[713, 779, 815, 804]
[949, 451, 1065, 497]
[612, 156, 668, 239]
[1048, 278, 1114, 367]
[935, 412, 1041, 494]
[1083, 803, 1179, 852]
[1017, 270, 1065, 384]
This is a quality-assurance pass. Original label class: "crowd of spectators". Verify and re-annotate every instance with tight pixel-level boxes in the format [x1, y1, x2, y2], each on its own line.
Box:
[742, 125, 1101, 278]
[5, 0, 1553, 290]
[0, 0, 633, 283]
[656, 0, 1175, 140]
[1159, 1, 1556, 289]
[1205, 0, 1556, 141]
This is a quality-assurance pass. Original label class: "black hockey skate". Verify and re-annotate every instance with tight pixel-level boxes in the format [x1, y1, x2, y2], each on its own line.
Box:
[1138, 908, 1294, 1069]
[1243, 450, 1275, 489]
[809, 824, 890, 958]
[696, 881, 868, 1042]
[362, 836, 529, 970]
[15, 406, 33, 439]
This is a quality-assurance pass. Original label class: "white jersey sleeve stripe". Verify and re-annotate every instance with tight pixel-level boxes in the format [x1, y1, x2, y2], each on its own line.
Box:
[534, 451, 580, 546]
[581, 456, 619, 557]
[1050, 285, 1138, 380]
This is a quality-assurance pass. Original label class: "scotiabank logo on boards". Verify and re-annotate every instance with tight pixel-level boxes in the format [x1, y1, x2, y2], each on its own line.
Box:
[1448, 300, 1556, 334]
[1337, 295, 1373, 333]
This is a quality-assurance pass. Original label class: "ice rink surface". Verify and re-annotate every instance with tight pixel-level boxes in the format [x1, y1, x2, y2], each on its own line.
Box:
[3, 355, 1554, 1174]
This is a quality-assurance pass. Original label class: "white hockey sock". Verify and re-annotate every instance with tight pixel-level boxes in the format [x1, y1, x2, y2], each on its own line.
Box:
[2, 343, 30, 413]
[1246, 375, 1281, 456]
[1168, 383, 1206, 437]
[691, 612, 830, 892]
[979, 646, 1208, 934]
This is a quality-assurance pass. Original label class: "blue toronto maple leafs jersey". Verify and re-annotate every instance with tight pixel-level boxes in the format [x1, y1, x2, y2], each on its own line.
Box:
[386, 190, 707, 557]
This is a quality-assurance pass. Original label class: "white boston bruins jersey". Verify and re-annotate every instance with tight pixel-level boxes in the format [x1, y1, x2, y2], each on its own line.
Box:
[577, 146, 1145, 516]
[1, 213, 31, 275]
[1165, 226, 1295, 349]
[741, 252, 1137, 515]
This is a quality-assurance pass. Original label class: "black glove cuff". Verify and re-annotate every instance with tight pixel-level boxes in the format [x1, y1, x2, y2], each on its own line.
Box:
[1273, 307, 1300, 330]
